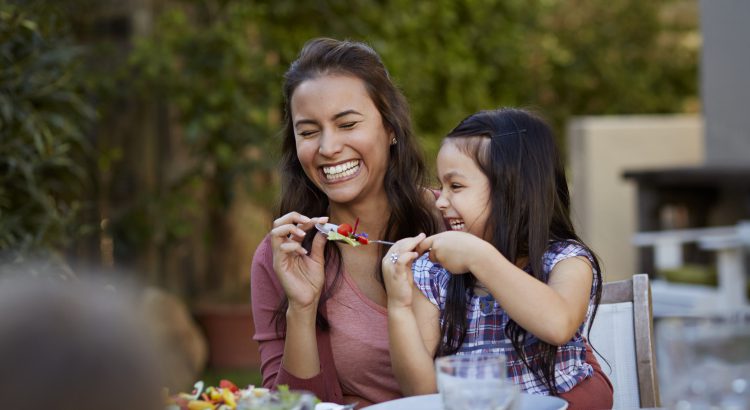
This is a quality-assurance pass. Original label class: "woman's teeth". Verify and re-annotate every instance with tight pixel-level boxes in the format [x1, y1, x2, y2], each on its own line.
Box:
[322, 160, 360, 181]
[449, 220, 465, 231]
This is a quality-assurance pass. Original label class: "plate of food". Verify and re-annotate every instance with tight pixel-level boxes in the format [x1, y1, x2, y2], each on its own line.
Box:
[164, 381, 317, 410]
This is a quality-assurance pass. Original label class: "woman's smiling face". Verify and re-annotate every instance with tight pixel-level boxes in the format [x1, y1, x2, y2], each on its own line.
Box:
[291, 74, 393, 206]
[435, 138, 491, 239]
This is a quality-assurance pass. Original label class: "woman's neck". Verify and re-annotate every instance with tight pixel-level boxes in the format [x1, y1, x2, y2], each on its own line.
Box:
[329, 194, 391, 239]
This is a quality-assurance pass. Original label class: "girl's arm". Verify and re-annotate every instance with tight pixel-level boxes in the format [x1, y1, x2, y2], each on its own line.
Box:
[475, 248, 592, 345]
[382, 236, 442, 396]
[418, 232, 593, 346]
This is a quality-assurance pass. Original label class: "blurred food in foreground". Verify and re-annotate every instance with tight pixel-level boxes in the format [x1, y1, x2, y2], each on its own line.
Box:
[165, 381, 317, 410]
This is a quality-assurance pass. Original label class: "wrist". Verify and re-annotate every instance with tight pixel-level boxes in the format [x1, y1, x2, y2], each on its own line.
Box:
[387, 304, 413, 317]
[286, 301, 319, 324]
[468, 240, 506, 280]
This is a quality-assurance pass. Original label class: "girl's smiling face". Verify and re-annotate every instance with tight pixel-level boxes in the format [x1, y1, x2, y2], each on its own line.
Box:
[435, 138, 491, 239]
[291, 74, 393, 206]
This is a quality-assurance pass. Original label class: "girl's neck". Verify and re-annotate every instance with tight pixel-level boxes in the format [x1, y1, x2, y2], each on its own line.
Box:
[329, 195, 391, 238]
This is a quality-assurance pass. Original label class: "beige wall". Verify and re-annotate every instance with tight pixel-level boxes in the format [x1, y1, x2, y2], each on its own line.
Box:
[567, 115, 704, 282]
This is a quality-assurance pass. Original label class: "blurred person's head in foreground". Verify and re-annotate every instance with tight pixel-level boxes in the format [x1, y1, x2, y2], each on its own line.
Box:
[0, 273, 165, 410]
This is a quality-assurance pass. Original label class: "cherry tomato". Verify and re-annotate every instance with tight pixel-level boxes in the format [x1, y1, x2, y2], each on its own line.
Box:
[337, 223, 353, 236]
[219, 379, 238, 393]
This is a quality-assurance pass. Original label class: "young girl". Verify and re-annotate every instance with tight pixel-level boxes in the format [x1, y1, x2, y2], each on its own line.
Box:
[382, 108, 613, 409]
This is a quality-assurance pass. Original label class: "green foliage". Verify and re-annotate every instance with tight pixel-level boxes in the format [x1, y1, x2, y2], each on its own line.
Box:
[0, 0, 698, 293]
[121, 0, 698, 194]
[0, 3, 95, 260]
[187, 0, 696, 160]
[345, 0, 697, 155]
[127, 2, 282, 210]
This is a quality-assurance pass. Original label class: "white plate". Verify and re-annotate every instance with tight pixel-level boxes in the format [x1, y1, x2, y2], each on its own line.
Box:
[362, 393, 568, 410]
[315, 403, 352, 410]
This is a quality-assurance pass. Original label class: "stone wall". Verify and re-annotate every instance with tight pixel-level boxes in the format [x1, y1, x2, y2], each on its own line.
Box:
[568, 115, 704, 281]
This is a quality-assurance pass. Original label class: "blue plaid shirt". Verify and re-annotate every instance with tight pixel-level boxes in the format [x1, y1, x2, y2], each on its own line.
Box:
[413, 240, 598, 395]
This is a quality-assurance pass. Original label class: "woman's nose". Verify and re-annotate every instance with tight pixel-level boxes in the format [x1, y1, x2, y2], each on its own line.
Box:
[435, 192, 448, 210]
[317, 129, 344, 157]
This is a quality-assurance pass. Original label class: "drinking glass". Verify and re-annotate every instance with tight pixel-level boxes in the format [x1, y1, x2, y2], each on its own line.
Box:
[435, 353, 519, 410]
[657, 310, 750, 409]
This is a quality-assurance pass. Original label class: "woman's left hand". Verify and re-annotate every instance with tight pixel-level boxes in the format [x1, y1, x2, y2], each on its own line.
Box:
[416, 231, 497, 275]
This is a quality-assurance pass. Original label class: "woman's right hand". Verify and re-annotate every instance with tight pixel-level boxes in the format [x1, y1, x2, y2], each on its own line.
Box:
[382, 233, 426, 310]
[270, 212, 329, 312]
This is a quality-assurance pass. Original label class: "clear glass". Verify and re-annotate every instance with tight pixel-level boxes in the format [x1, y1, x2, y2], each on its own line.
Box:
[435, 353, 519, 410]
[657, 310, 750, 409]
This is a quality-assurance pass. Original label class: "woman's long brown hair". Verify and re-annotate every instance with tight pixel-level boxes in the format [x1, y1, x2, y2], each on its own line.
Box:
[273, 38, 440, 333]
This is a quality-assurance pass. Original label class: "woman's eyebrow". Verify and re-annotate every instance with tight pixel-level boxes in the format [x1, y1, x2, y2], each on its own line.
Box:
[294, 110, 363, 129]
[294, 118, 319, 128]
[332, 109, 363, 120]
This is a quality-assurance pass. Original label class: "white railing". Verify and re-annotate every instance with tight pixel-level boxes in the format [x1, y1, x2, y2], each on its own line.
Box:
[633, 221, 750, 313]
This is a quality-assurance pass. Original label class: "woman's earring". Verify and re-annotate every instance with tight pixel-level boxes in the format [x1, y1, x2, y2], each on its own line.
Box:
[390, 137, 397, 146]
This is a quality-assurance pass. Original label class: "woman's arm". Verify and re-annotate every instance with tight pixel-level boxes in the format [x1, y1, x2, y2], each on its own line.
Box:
[388, 289, 441, 395]
[383, 236, 441, 396]
[269, 212, 329, 378]
[250, 238, 319, 387]
[418, 232, 593, 346]
[251, 214, 339, 400]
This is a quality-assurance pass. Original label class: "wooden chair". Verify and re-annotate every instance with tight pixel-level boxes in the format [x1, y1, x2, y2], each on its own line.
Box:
[588, 274, 660, 409]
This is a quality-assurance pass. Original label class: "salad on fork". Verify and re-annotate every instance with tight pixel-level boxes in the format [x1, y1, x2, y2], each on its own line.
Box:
[315, 218, 395, 247]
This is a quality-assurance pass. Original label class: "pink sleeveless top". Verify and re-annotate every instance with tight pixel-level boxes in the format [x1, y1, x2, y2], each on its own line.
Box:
[327, 269, 401, 407]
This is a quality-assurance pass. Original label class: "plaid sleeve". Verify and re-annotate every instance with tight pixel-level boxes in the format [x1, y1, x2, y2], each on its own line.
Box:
[545, 241, 599, 297]
[412, 253, 450, 309]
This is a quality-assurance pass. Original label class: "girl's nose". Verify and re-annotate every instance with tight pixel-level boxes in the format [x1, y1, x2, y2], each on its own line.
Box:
[317, 129, 343, 157]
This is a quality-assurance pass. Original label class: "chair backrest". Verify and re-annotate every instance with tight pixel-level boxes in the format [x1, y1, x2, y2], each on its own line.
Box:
[588, 274, 660, 409]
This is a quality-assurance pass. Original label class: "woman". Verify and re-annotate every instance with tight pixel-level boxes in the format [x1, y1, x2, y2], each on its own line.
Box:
[250, 38, 440, 407]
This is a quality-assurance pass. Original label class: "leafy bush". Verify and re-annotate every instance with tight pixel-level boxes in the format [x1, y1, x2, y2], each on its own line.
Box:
[127, 3, 281, 210]
[0, 4, 95, 264]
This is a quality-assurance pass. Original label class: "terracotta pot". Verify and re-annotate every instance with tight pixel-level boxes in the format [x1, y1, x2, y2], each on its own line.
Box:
[193, 304, 260, 368]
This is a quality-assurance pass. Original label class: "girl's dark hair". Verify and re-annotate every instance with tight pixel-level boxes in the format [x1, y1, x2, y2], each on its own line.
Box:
[435, 108, 603, 396]
[273, 38, 439, 331]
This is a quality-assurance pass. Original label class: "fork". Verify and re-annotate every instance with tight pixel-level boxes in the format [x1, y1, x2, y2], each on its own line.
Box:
[314, 223, 395, 246]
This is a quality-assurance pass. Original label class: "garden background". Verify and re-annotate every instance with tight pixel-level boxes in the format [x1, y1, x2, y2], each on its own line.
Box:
[0, 0, 699, 388]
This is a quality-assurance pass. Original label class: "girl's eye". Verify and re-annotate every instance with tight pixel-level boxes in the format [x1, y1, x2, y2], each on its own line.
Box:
[340, 121, 357, 129]
[450, 183, 463, 190]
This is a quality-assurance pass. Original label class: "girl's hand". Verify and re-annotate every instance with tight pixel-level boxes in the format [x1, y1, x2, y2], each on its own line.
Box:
[270, 212, 329, 312]
[416, 231, 498, 275]
[382, 233, 426, 310]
